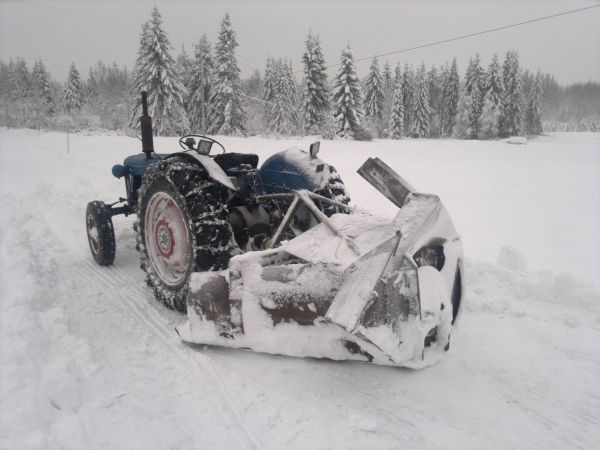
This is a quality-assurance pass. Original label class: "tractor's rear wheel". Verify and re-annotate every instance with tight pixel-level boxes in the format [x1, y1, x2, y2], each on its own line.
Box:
[136, 157, 236, 313]
[318, 165, 351, 216]
[86, 201, 116, 266]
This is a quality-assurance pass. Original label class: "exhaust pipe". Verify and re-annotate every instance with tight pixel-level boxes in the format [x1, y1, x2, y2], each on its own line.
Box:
[140, 91, 154, 159]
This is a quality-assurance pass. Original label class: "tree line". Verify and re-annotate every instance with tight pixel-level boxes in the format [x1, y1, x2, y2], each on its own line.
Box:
[1, 6, 598, 138]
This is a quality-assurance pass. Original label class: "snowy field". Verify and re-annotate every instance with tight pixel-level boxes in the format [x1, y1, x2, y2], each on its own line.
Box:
[1, 128, 599, 449]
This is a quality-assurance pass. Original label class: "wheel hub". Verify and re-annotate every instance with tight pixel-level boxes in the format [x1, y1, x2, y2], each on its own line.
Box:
[87, 214, 100, 254]
[144, 191, 191, 287]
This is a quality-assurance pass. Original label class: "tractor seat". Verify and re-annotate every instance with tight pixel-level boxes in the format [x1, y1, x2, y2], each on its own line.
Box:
[214, 153, 259, 172]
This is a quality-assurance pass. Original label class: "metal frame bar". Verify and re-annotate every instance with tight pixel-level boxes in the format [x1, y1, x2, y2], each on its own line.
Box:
[267, 190, 359, 255]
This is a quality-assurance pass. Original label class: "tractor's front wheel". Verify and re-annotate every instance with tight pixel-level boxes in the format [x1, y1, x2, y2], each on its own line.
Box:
[136, 157, 236, 313]
[86, 201, 116, 266]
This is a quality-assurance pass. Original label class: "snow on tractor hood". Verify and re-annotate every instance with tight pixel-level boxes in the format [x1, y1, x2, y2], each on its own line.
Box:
[178, 159, 464, 369]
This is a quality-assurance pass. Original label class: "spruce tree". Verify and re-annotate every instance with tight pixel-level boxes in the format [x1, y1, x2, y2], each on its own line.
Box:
[428, 65, 442, 136]
[524, 71, 543, 135]
[129, 7, 189, 135]
[485, 53, 503, 107]
[365, 56, 385, 122]
[271, 59, 297, 134]
[61, 62, 83, 113]
[410, 64, 431, 138]
[208, 13, 246, 135]
[188, 35, 213, 132]
[394, 62, 402, 86]
[302, 32, 329, 133]
[176, 45, 194, 115]
[401, 63, 414, 135]
[464, 54, 484, 138]
[441, 58, 460, 136]
[389, 81, 404, 139]
[479, 90, 500, 139]
[32, 59, 55, 114]
[262, 57, 277, 130]
[85, 67, 98, 100]
[498, 50, 523, 137]
[383, 61, 393, 92]
[453, 85, 470, 138]
[331, 45, 364, 138]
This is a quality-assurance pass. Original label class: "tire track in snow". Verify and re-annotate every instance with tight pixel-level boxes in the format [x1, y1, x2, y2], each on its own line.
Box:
[33, 207, 264, 450]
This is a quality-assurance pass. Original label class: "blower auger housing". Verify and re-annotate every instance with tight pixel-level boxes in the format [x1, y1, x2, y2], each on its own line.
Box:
[86, 92, 463, 368]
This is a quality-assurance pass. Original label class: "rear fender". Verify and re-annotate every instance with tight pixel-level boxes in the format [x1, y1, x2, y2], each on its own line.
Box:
[167, 152, 237, 192]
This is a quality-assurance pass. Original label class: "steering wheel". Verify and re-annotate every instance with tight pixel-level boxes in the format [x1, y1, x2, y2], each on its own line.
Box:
[178, 134, 226, 155]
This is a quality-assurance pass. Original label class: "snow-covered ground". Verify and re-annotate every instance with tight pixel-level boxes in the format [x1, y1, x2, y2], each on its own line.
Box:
[1, 129, 599, 449]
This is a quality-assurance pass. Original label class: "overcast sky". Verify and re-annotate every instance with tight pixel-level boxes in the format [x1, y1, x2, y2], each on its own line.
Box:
[1, 0, 599, 84]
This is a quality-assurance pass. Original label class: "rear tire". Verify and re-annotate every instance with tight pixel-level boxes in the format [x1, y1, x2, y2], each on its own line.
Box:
[86, 201, 116, 266]
[136, 156, 236, 313]
[319, 165, 351, 216]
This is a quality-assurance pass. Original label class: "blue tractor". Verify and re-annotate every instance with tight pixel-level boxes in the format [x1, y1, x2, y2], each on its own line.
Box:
[86, 92, 349, 312]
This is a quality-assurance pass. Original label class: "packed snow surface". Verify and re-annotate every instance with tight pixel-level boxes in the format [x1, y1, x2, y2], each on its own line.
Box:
[1, 129, 599, 449]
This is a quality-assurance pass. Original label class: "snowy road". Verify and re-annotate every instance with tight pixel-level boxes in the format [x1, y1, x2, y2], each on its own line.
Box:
[1, 129, 599, 449]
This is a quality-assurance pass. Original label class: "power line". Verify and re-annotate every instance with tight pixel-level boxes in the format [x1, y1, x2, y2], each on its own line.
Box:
[296, 4, 600, 74]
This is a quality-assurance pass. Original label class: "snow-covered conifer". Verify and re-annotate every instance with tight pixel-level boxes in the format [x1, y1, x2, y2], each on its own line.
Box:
[365, 56, 385, 122]
[10, 58, 32, 100]
[498, 50, 523, 137]
[401, 63, 414, 135]
[389, 81, 404, 139]
[394, 63, 402, 87]
[409, 64, 430, 138]
[383, 61, 393, 92]
[302, 32, 329, 133]
[479, 90, 500, 139]
[485, 53, 503, 107]
[129, 7, 189, 135]
[271, 59, 297, 134]
[32, 60, 55, 113]
[441, 58, 460, 136]
[453, 85, 470, 138]
[61, 63, 83, 113]
[464, 54, 484, 138]
[85, 67, 98, 100]
[331, 45, 364, 138]
[176, 45, 194, 114]
[188, 35, 213, 132]
[208, 13, 246, 135]
[524, 71, 543, 135]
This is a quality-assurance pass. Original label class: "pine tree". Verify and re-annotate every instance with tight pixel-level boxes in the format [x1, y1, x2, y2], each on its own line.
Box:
[208, 13, 246, 135]
[61, 62, 83, 113]
[129, 7, 189, 135]
[401, 63, 414, 135]
[524, 70, 543, 135]
[441, 58, 460, 136]
[410, 64, 430, 138]
[365, 56, 385, 122]
[188, 35, 213, 132]
[331, 45, 364, 138]
[302, 32, 329, 133]
[389, 81, 404, 139]
[498, 50, 523, 137]
[394, 62, 402, 86]
[485, 53, 503, 107]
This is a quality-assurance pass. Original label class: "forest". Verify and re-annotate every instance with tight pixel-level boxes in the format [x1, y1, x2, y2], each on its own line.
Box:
[0, 7, 598, 139]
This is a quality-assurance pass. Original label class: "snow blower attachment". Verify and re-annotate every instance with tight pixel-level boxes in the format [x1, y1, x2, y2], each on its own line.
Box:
[178, 158, 463, 368]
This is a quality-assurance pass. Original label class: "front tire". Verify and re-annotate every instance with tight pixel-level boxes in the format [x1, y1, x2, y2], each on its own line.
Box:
[86, 201, 116, 266]
[136, 157, 236, 313]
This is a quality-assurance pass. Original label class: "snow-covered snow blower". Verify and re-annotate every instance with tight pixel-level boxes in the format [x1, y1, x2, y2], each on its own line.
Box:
[86, 91, 463, 368]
